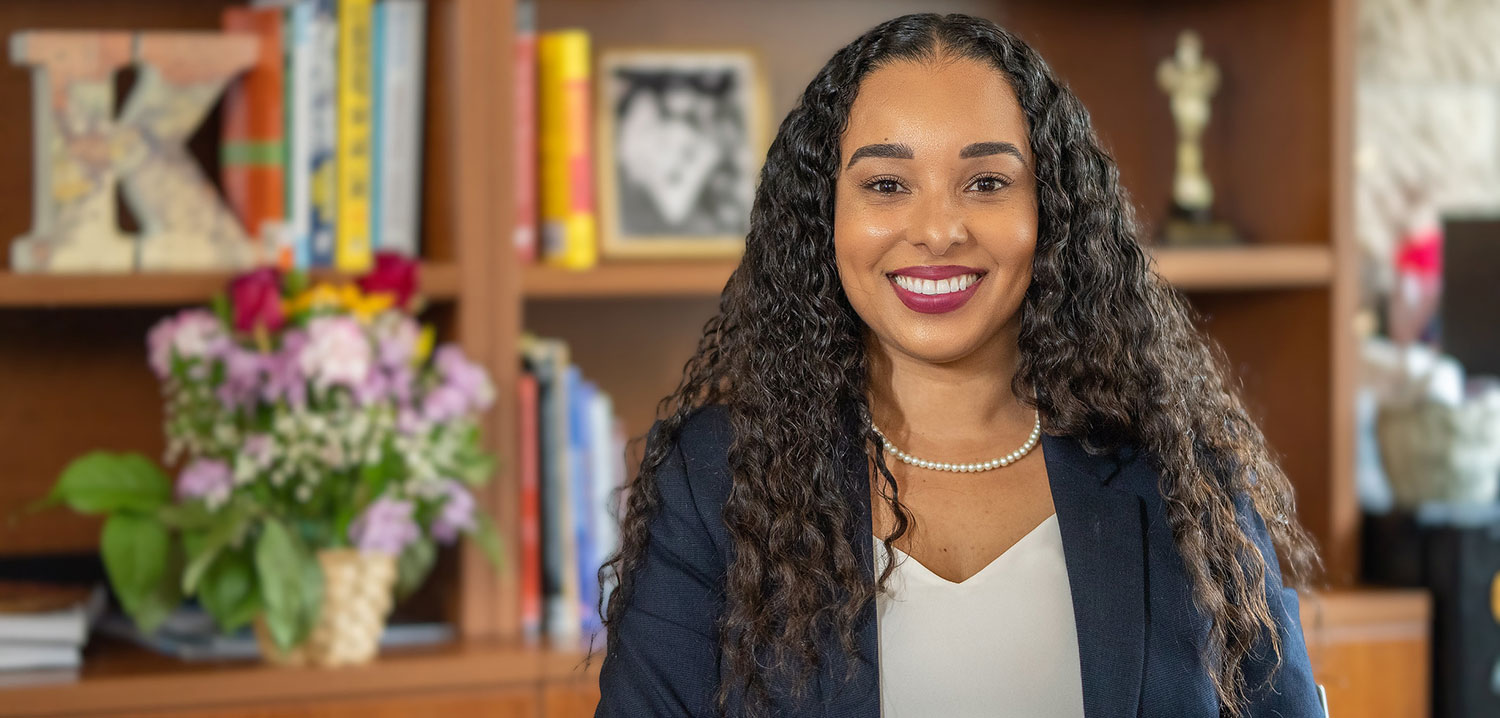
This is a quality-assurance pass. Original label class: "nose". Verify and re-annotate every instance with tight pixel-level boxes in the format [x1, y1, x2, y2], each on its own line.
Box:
[909, 190, 968, 256]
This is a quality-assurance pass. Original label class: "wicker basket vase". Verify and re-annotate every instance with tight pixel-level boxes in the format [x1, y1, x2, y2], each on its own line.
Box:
[254, 548, 398, 668]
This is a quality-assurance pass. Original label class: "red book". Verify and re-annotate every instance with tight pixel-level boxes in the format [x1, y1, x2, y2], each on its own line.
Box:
[221, 7, 288, 268]
[513, 1, 538, 263]
[517, 371, 543, 637]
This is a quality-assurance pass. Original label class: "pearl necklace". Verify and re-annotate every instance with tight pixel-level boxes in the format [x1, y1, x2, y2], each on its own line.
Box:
[870, 409, 1042, 473]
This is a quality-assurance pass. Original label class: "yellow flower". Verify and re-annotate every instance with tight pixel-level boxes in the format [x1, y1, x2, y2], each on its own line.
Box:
[414, 325, 436, 365]
[339, 284, 395, 322]
[287, 283, 344, 314]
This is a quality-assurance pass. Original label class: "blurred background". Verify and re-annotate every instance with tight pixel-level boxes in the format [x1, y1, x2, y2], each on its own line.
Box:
[0, 0, 1496, 716]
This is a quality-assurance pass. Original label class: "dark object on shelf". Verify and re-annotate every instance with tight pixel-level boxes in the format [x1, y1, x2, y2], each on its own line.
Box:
[1362, 508, 1500, 718]
[1440, 215, 1500, 378]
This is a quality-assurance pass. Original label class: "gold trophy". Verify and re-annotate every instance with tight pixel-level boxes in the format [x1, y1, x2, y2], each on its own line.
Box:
[1157, 30, 1237, 246]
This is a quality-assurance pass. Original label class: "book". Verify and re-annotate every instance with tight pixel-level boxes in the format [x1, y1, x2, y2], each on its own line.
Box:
[307, 0, 339, 267]
[519, 333, 580, 642]
[538, 30, 597, 270]
[0, 582, 105, 646]
[0, 643, 78, 672]
[371, 0, 426, 257]
[517, 370, 543, 638]
[335, 0, 375, 272]
[568, 370, 601, 636]
[220, 6, 289, 269]
[286, 0, 317, 269]
[588, 390, 624, 614]
[514, 0, 538, 263]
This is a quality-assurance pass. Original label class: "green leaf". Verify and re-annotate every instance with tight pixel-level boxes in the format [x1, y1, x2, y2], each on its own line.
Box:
[43, 453, 171, 515]
[101, 514, 175, 633]
[157, 502, 217, 531]
[284, 269, 309, 297]
[210, 292, 232, 326]
[255, 520, 309, 650]
[181, 505, 251, 594]
[395, 539, 436, 601]
[470, 511, 505, 573]
[199, 548, 260, 633]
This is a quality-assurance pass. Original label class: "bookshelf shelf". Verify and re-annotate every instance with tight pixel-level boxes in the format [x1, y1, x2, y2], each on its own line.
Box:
[519, 245, 1332, 300]
[1153, 244, 1334, 291]
[0, 638, 600, 718]
[0, 263, 461, 308]
[523, 260, 738, 299]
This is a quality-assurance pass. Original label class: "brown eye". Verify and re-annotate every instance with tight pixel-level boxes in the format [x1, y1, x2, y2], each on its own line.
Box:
[969, 174, 1011, 193]
[862, 177, 904, 194]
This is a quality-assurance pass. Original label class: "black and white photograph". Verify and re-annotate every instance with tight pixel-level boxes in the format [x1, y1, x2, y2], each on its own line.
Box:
[596, 47, 768, 258]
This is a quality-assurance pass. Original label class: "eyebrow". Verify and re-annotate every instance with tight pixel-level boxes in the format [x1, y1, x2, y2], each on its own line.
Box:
[845, 141, 1026, 169]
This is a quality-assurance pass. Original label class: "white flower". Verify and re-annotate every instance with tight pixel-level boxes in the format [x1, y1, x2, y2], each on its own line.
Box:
[299, 316, 373, 391]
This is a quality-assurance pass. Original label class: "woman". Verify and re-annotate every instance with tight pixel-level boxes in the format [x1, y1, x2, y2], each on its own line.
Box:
[592, 12, 1326, 718]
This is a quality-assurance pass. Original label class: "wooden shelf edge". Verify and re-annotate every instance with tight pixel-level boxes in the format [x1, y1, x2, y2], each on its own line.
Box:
[523, 260, 738, 299]
[0, 638, 599, 717]
[0, 263, 462, 308]
[1152, 244, 1334, 292]
[520, 245, 1333, 300]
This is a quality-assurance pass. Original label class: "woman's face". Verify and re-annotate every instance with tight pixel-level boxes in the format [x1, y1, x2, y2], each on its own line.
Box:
[834, 57, 1038, 365]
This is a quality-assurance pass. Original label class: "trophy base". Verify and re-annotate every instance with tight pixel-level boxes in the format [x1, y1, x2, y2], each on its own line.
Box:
[1160, 218, 1239, 247]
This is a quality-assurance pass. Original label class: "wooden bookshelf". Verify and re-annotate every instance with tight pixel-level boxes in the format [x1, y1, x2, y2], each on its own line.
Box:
[0, 263, 461, 307]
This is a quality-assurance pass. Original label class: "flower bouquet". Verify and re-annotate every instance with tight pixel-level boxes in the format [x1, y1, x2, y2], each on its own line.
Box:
[38, 254, 502, 667]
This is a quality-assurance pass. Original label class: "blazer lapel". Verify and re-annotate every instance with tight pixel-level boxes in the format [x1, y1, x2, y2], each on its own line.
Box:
[834, 428, 1146, 718]
[1041, 431, 1147, 718]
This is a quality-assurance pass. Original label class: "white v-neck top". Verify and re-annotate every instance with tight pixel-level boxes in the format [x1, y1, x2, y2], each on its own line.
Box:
[872, 513, 1086, 718]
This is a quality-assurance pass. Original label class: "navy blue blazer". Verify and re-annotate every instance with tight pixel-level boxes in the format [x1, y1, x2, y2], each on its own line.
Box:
[595, 405, 1325, 717]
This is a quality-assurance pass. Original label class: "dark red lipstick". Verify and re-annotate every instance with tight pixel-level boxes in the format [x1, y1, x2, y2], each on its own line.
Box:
[886, 265, 986, 314]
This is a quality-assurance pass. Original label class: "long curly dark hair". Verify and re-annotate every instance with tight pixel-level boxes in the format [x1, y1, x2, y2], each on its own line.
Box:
[594, 12, 1321, 718]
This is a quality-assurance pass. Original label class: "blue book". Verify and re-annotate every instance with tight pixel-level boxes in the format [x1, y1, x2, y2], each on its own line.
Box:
[567, 369, 601, 637]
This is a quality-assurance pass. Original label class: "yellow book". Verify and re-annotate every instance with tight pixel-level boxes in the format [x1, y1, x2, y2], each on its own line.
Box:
[538, 30, 596, 271]
[336, 0, 374, 272]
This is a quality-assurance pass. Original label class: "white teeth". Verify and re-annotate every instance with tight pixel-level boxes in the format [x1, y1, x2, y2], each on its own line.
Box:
[892, 273, 980, 296]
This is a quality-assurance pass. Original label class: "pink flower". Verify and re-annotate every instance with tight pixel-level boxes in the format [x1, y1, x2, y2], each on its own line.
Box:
[177, 458, 233, 509]
[356, 252, 418, 309]
[348, 497, 420, 556]
[431, 479, 477, 544]
[228, 268, 286, 333]
[299, 316, 373, 391]
[148, 310, 230, 379]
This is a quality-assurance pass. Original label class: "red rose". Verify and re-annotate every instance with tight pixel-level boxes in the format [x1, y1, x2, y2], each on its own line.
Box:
[228, 267, 286, 333]
[357, 252, 419, 309]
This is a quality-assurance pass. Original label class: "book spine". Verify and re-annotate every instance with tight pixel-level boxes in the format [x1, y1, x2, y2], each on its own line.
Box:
[335, 0, 374, 272]
[373, 0, 426, 257]
[584, 385, 615, 636]
[308, 0, 338, 268]
[517, 370, 543, 639]
[571, 375, 600, 636]
[220, 6, 288, 268]
[286, 2, 313, 269]
[538, 30, 596, 270]
[514, 0, 537, 263]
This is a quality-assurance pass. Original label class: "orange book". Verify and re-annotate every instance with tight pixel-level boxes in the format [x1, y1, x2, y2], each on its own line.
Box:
[517, 371, 543, 637]
[221, 7, 288, 268]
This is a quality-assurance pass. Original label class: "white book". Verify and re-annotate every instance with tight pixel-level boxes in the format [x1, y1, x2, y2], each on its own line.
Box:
[0, 643, 80, 672]
[287, 0, 316, 268]
[372, 0, 427, 255]
[0, 586, 105, 645]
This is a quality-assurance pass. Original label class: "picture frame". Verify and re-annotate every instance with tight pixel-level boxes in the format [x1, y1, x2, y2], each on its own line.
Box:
[595, 46, 770, 260]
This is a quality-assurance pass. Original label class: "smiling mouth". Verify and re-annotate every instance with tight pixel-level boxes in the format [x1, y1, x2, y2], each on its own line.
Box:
[885, 271, 986, 314]
[886, 272, 984, 296]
